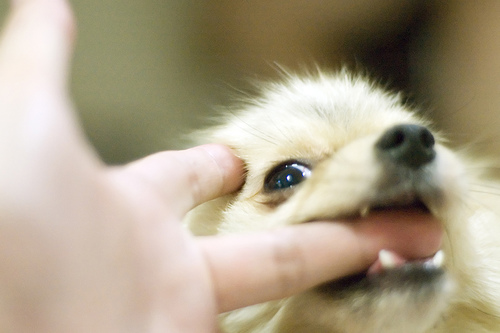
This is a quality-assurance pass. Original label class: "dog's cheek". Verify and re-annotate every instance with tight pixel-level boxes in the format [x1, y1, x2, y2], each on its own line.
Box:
[281, 137, 382, 223]
[184, 195, 238, 236]
[433, 146, 468, 211]
[218, 198, 283, 233]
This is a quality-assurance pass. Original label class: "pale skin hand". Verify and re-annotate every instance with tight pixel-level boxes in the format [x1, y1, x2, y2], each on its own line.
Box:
[0, 1, 431, 332]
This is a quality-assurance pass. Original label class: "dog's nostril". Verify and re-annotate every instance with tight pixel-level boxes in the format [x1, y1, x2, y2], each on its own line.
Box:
[420, 128, 435, 149]
[376, 124, 436, 169]
[378, 128, 406, 150]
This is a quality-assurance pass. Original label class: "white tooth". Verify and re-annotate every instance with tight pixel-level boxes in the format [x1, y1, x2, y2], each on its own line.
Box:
[379, 249, 397, 269]
[360, 206, 370, 218]
[432, 250, 445, 267]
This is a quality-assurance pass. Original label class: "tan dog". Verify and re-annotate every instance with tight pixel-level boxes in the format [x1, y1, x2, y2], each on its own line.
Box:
[185, 71, 500, 332]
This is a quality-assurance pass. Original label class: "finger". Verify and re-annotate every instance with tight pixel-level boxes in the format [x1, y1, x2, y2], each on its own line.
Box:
[115, 144, 245, 216]
[0, 0, 101, 202]
[199, 222, 373, 313]
[0, 0, 75, 92]
[0, 0, 79, 153]
[199, 213, 441, 313]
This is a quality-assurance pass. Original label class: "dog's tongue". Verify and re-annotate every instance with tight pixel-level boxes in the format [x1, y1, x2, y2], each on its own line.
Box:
[351, 207, 443, 269]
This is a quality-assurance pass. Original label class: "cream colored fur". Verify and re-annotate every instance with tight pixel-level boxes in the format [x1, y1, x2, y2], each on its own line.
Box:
[185, 71, 500, 332]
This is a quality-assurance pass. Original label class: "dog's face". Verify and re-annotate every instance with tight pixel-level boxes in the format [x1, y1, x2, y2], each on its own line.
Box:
[186, 73, 497, 332]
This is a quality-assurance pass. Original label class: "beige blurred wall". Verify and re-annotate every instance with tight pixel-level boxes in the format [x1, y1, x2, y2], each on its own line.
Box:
[412, 1, 500, 162]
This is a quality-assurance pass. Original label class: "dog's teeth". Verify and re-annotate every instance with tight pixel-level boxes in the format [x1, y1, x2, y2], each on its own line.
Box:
[432, 250, 445, 267]
[379, 249, 397, 269]
[360, 206, 370, 218]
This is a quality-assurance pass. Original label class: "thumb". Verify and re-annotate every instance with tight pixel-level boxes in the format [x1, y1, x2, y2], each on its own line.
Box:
[115, 144, 245, 217]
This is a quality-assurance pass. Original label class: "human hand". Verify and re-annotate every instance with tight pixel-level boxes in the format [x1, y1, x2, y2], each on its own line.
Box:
[0, 1, 438, 332]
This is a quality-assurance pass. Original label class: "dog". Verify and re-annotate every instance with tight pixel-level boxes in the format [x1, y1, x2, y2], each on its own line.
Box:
[185, 70, 500, 332]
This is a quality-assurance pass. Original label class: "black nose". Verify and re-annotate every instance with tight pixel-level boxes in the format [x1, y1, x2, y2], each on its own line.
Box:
[376, 124, 436, 169]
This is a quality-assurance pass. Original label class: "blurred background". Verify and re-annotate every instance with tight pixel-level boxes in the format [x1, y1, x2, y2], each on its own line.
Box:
[1, 1, 499, 165]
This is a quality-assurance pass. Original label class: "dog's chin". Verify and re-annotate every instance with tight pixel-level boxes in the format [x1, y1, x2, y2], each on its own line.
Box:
[317, 262, 446, 297]
[308, 265, 451, 333]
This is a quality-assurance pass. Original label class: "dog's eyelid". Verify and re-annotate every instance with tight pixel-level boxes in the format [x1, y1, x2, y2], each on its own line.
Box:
[267, 159, 314, 172]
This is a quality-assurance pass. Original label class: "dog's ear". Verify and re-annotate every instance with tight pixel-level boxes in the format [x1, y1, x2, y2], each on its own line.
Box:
[184, 194, 237, 235]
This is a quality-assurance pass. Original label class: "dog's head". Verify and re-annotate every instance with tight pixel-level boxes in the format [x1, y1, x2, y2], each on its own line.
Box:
[186, 72, 483, 332]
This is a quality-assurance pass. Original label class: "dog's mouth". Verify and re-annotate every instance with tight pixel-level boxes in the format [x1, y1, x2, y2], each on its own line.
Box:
[318, 248, 445, 296]
[317, 200, 446, 296]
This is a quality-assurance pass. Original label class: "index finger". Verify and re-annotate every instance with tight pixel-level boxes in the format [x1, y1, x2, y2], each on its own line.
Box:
[199, 222, 372, 313]
[199, 211, 442, 313]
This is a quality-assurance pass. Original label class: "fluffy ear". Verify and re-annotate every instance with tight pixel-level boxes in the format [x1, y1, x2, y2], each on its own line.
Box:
[184, 194, 237, 236]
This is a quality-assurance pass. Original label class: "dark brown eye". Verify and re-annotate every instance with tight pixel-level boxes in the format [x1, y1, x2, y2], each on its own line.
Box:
[264, 162, 311, 191]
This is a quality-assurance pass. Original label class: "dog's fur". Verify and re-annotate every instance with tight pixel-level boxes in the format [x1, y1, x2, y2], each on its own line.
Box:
[185, 71, 500, 332]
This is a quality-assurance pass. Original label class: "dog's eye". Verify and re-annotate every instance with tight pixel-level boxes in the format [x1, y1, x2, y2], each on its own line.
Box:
[265, 162, 312, 191]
